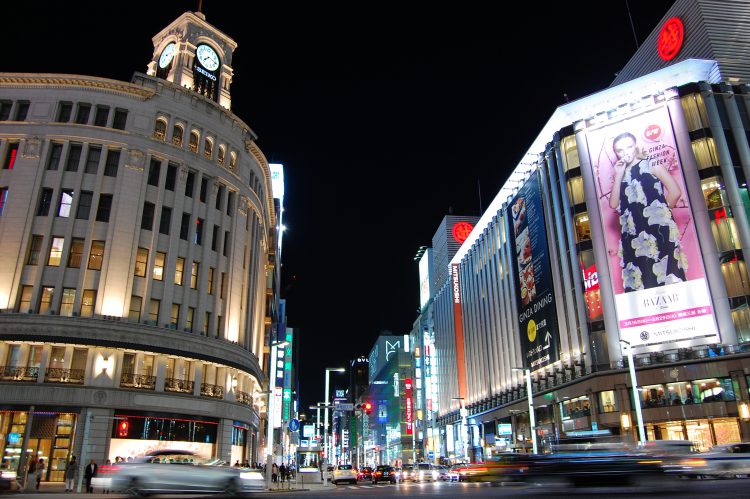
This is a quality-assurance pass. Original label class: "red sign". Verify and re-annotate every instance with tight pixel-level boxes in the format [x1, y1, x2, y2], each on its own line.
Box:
[582, 264, 602, 321]
[657, 17, 684, 61]
[405, 378, 413, 435]
[451, 222, 474, 244]
[644, 124, 662, 141]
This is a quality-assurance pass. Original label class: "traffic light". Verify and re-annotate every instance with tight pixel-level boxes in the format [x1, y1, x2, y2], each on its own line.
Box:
[363, 401, 373, 415]
[117, 419, 129, 437]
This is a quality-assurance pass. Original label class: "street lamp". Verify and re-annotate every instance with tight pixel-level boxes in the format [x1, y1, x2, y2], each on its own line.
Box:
[620, 339, 646, 444]
[265, 340, 289, 489]
[324, 367, 345, 466]
[511, 367, 538, 454]
[451, 397, 469, 463]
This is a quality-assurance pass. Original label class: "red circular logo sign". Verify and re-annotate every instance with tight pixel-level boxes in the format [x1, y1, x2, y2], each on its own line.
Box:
[644, 124, 662, 141]
[452, 222, 474, 244]
[657, 17, 684, 61]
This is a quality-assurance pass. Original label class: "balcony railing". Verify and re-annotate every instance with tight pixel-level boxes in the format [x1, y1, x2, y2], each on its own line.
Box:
[236, 390, 252, 406]
[0, 366, 39, 381]
[164, 377, 195, 394]
[201, 383, 224, 399]
[120, 372, 156, 390]
[45, 368, 85, 384]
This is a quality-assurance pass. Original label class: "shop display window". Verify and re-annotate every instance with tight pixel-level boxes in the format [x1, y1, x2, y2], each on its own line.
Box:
[641, 384, 668, 407]
[560, 396, 590, 419]
[691, 137, 719, 168]
[574, 213, 591, 242]
[598, 390, 618, 413]
[666, 382, 695, 405]
[566, 177, 585, 206]
[692, 378, 735, 403]
[561, 136, 580, 172]
[681, 93, 709, 131]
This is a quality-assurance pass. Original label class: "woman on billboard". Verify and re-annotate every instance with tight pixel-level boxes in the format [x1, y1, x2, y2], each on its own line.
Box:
[608, 131, 687, 291]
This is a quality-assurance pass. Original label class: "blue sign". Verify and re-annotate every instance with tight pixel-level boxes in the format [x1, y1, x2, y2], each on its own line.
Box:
[592, 422, 598, 431]
[8, 433, 19, 444]
[288, 419, 300, 432]
[428, 451, 434, 459]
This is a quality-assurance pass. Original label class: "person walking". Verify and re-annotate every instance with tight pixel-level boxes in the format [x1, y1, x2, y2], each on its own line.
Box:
[279, 463, 287, 484]
[64, 456, 78, 492]
[35, 458, 45, 490]
[25, 457, 37, 492]
[271, 462, 278, 484]
[84, 459, 97, 493]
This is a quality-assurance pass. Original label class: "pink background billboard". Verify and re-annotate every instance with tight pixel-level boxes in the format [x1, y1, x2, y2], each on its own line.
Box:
[582, 105, 718, 347]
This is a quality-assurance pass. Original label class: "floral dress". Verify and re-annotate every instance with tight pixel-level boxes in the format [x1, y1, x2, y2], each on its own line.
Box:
[617, 160, 687, 291]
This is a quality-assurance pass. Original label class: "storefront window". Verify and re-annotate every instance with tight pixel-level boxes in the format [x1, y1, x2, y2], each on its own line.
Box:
[574, 213, 591, 242]
[598, 390, 618, 413]
[681, 93, 709, 131]
[721, 258, 750, 297]
[561, 136, 580, 172]
[566, 176, 585, 206]
[702, 177, 742, 252]
[666, 382, 695, 405]
[560, 396, 590, 419]
[27, 346, 43, 369]
[692, 378, 735, 403]
[641, 384, 668, 408]
[49, 347, 65, 369]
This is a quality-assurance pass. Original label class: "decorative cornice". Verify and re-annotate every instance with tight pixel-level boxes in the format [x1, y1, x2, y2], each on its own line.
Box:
[245, 141, 277, 229]
[0, 74, 155, 99]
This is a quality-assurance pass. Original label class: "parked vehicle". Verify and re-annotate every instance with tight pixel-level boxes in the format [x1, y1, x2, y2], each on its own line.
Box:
[357, 466, 373, 481]
[332, 464, 357, 485]
[371, 465, 396, 484]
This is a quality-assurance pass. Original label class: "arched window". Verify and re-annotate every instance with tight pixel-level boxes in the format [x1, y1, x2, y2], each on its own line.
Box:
[172, 124, 184, 147]
[204, 137, 213, 160]
[154, 118, 167, 141]
[229, 151, 237, 172]
[217, 145, 226, 166]
[189, 130, 200, 153]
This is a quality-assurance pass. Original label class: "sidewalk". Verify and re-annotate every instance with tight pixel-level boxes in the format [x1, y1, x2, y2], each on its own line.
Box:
[23, 479, 335, 494]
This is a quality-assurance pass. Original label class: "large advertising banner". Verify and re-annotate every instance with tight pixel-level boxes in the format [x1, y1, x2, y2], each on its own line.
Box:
[507, 172, 560, 370]
[582, 105, 718, 347]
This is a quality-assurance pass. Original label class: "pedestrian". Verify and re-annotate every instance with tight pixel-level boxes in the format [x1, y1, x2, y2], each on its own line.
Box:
[279, 463, 287, 483]
[84, 459, 97, 493]
[25, 457, 37, 492]
[36, 458, 45, 490]
[234, 460, 240, 467]
[65, 455, 77, 492]
[271, 462, 278, 483]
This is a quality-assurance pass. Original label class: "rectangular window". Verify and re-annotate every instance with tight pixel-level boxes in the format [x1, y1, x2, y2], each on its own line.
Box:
[191, 261, 199, 289]
[80, 289, 96, 317]
[88, 240, 104, 270]
[94, 105, 109, 127]
[174, 257, 185, 285]
[75, 104, 91, 125]
[185, 171, 195, 197]
[170, 303, 180, 327]
[95, 194, 112, 222]
[57, 102, 72, 122]
[223, 231, 230, 257]
[65, 143, 82, 171]
[3, 143, 18, 170]
[153, 251, 166, 281]
[220, 272, 227, 299]
[0, 101, 12, 120]
[68, 238, 84, 268]
[203, 312, 210, 335]
[215, 185, 224, 210]
[165, 163, 177, 191]
[129, 295, 142, 322]
[147, 158, 161, 186]
[18, 285, 32, 312]
[598, 390, 618, 413]
[27, 235, 43, 265]
[37, 188, 53, 216]
[227, 191, 235, 216]
[194, 218, 204, 245]
[84, 146, 101, 174]
[134, 247, 148, 277]
[207, 267, 215, 294]
[186, 307, 195, 332]
[48, 237, 64, 266]
[216, 315, 224, 338]
[159, 206, 172, 235]
[104, 149, 120, 176]
[60, 288, 76, 316]
[0, 187, 7, 216]
[180, 212, 190, 240]
[39, 286, 54, 314]
[199, 178, 207, 202]
[14, 101, 29, 121]
[148, 299, 160, 322]
[212, 225, 219, 251]
[76, 190, 93, 219]
[47, 143, 63, 170]
[57, 189, 73, 217]
[112, 108, 128, 130]
[141, 202, 155, 230]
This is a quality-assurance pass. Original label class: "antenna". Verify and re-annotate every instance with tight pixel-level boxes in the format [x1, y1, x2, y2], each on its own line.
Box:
[478, 178, 483, 215]
[625, 0, 639, 50]
[197, 0, 203, 13]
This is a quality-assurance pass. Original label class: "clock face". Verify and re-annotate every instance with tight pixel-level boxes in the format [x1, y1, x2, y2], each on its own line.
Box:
[196, 44, 220, 72]
[158, 43, 176, 69]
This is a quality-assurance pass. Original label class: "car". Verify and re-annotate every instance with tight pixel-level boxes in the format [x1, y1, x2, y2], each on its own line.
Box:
[456, 454, 531, 483]
[436, 465, 450, 481]
[109, 449, 263, 496]
[400, 464, 415, 481]
[332, 464, 358, 485]
[447, 463, 467, 482]
[685, 443, 750, 478]
[391, 466, 403, 482]
[414, 462, 438, 482]
[371, 465, 396, 484]
[357, 466, 373, 481]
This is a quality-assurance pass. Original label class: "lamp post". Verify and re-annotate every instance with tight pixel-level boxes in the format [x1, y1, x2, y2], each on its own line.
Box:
[265, 340, 288, 490]
[620, 339, 646, 444]
[451, 397, 469, 462]
[323, 367, 345, 466]
[511, 367, 538, 454]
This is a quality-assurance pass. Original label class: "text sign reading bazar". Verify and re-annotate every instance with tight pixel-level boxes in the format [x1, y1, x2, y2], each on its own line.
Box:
[507, 172, 560, 370]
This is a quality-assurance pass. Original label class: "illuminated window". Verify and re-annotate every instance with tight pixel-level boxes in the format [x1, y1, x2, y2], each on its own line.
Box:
[691, 137, 719, 170]
[191, 261, 199, 289]
[566, 177, 585, 206]
[87, 240, 104, 270]
[80, 289, 96, 317]
[39, 286, 54, 314]
[154, 118, 167, 141]
[217, 146, 225, 166]
[574, 213, 591, 242]
[48, 237, 65, 266]
[18, 285, 32, 313]
[134, 247, 148, 277]
[170, 303, 180, 327]
[129, 295, 142, 322]
[0, 187, 7, 216]
[598, 390, 618, 413]
[207, 267, 215, 295]
[189, 130, 200, 153]
[60, 288, 76, 316]
[721, 258, 750, 297]
[186, 307, 195, 332]
[172, 124, 184, 147]
[561, 135, 580, 172]
[148, 299, 160, 322]
[153, 251, 166, 281]
[68, 238, 84, 268]
[204, 137, 213, 160]
[57, 190, 73, 217]
[229, 151, 237, 171]
[174, 257, 185, 285]
[680, 93, 709, 131]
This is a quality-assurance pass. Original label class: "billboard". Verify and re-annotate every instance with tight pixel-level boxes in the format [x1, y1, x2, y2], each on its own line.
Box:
[507, 172, 560, 370]
[418, 250, 432, 310]
[405, 378, 413, 435]
[581, 105, 718, 347]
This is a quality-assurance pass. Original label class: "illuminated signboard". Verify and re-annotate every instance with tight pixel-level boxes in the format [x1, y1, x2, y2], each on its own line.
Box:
[273, 387, 283, 428]
[451, 221, 474, 244]
[581, 104, 718, 347]
[582, 263, 603, 321]
[507, 172, 560, 370]
[405, 378, 413, 435]
[302, 424, 314, 438]
[657, 17, 684, 61]
[451, 264, 467, 399]
[498, 423, 512, 435]
[269, 163, 285, 200]
[418, 250, 432, 309]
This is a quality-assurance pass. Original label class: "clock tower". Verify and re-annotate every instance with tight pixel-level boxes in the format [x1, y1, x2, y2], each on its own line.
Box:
[147, 11, 237, 109]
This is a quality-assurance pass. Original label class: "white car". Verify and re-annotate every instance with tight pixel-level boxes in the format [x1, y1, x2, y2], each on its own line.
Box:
[691, 443, 750, 478]
[110, 450, 263, 496]
[414, 463, 438, 482]
[332, 464, 358, 485]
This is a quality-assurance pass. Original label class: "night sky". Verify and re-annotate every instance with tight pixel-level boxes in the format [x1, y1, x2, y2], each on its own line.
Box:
[4, 1, 676, 412]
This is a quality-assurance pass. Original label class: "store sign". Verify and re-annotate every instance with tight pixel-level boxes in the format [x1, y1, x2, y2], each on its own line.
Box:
[498, 423, 512, 435]
[451, 264, 468, 398]
[581, 105, 718, 347]
[507, 172, 560, 370]
[657, 17, 684, 61]
[405, 378, 413, 435]
[582, 263, 602, 321]
[452, 221, 474, 244]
